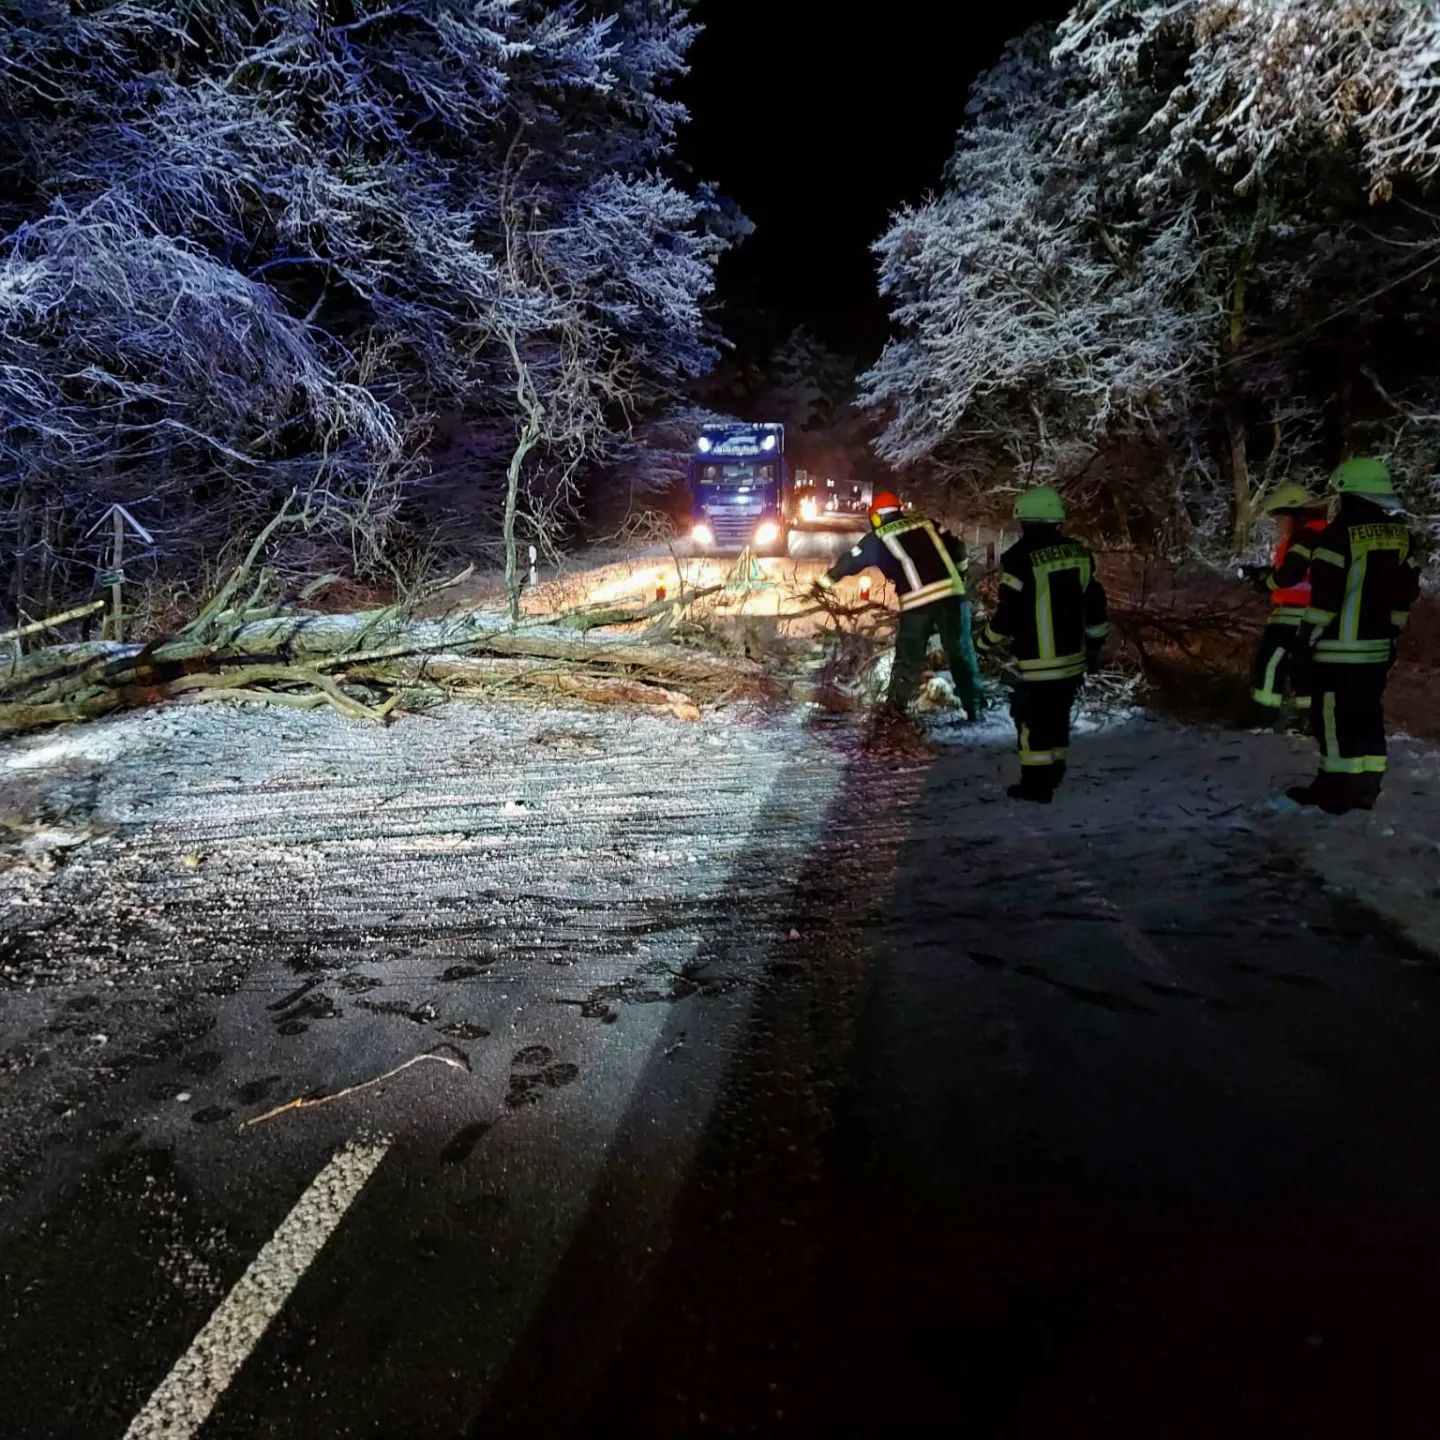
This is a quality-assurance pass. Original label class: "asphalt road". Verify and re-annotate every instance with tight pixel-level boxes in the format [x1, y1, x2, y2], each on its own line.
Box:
[2, 700, 1440, 1437]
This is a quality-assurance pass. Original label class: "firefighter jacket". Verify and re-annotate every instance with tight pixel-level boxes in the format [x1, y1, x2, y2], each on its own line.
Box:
[821, 515, 968, 611]
[1303, 498, 1426, 666]
[1263, 514, 1329, 623]
[979, 528, 1109, 682]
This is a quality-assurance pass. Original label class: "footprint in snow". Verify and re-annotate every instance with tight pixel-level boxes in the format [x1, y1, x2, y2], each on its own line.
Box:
[506, 1045, 579, 1108]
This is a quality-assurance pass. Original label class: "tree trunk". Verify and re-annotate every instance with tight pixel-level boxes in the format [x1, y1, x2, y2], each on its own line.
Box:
[1226, 265, 1253, 551]
[503, 426, 537, 626]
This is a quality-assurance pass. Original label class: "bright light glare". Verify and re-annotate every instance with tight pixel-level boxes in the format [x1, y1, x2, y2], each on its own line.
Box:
[799, 496, 818, 522]
[761, 435, 777, 452]
[691, 523, 713, 547]
[697, 436, 713, 453]
[754, 520, 780, 547]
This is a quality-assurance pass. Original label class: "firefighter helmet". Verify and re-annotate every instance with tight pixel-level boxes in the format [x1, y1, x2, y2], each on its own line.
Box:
[1014, 485, 1066, 523]
[1329, 457, 1397, 499]
[1260, 482, 1323, 514]
[869, 490, 902, 527]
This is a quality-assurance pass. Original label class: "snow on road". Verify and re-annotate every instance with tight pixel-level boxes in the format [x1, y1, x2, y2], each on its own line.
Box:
[0, 696, 849, 1434]
[1, 690, 1439, 1434]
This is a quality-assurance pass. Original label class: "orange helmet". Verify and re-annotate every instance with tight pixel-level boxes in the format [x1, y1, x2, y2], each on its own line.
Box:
[869, 489, 902, 527]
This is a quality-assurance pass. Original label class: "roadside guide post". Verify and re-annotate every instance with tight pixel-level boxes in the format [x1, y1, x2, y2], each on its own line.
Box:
[85, 502, 155, 643]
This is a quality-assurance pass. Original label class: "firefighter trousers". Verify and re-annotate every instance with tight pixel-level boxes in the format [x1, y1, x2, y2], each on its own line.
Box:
[886, 596, 983, 717]
[1309, 662, 1390, 802]
[1009, 676, 1082, 795]
[1250, 621, 1310, 714]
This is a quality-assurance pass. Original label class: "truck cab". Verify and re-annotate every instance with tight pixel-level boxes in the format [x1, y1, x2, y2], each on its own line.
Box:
[687, 423, 789, 556]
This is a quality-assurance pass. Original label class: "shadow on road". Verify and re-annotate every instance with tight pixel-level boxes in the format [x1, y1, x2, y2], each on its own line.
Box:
[478, 710, 934, 1433]
[484, 715, 1440, 1438]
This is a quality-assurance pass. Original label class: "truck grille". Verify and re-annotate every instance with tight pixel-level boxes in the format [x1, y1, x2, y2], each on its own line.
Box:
[711, 514, 757, 546]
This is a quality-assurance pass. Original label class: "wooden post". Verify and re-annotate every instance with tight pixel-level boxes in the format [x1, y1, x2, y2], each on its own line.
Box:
[111, 506, 125, 643]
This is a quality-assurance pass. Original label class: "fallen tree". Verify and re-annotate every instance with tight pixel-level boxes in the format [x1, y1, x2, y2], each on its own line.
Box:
[0, 599, 780, 733]
[0, 506, 863, 733]
[0, 501, 755, 731]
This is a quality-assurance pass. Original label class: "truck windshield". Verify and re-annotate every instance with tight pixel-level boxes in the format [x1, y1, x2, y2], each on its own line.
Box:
[697, 462, 776, 487]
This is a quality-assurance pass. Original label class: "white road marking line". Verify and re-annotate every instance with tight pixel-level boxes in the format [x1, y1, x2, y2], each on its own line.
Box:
[123, 1138, 390, 1440]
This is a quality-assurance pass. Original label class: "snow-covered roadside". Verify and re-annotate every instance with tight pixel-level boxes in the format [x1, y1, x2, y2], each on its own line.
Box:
[1299, 734, 1440, 957]
[870, 646, 1440, 960]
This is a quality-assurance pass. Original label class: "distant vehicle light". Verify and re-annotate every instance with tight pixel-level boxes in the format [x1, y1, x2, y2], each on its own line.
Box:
[691, 523, 713, 547]
[697, 436, 713, 453]
[799, 496, 819, 522]
[859, 574, 873, 602]
[754, 520, 780, 547]
[761, 434, 777, 452]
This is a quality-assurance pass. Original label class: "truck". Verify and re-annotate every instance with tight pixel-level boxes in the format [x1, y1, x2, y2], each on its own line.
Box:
[685, 424, 873, 556]
[686, 423, 791, 556]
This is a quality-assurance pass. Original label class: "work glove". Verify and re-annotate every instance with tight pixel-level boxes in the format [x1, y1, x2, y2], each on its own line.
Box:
[1237, 564, 1271, 594]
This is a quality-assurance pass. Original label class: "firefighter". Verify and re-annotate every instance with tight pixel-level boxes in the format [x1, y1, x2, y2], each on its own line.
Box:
[977, 485, 1108, 803]
[1288, 457, 1426, 815]
[814, 490, 983, 719]
[1242, 484, 1330, 727]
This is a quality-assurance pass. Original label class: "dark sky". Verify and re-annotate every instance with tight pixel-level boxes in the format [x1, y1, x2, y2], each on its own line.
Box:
[680, 0, 1072, 363]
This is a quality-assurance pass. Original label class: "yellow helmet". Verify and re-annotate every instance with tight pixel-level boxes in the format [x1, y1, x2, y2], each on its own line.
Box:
[1329, 456, 1396, 499]
[1014, 485, 1066, 523]
[1260, 483, 1322, 514]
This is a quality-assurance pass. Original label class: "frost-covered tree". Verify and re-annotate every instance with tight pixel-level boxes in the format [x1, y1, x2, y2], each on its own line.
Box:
[0, 0, 729, 622]
[1056, 0, 1440, 200]
[866, 7, 1440, 549]
[864, 36, 1211, 539]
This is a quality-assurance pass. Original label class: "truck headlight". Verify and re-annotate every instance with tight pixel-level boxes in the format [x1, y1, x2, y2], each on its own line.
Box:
[691, 523, 713, 547]
[754, 520, 780, 547]
[799, 496, 818, 522]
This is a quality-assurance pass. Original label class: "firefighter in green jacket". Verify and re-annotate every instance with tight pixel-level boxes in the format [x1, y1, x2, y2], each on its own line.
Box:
[1288, 458, 1426, 815]
[816, 490, 984, 719]
[978, 486, 1108, 803]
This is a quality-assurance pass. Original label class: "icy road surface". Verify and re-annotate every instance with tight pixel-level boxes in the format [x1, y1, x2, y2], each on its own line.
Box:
[2, 697, 1440, 1436]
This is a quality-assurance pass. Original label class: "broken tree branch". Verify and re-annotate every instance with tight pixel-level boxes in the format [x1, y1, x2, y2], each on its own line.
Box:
[240, 1049, 472, 1130]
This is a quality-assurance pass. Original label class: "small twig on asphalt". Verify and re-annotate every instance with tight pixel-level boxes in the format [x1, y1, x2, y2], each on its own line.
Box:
[239, 1049, 472, 1130]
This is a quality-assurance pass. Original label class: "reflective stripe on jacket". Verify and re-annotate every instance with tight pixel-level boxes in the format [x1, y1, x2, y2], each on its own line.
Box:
[979, 529, 1108, 681]
[822, 516, 968, 611]
[1304, 504, 1425, 665]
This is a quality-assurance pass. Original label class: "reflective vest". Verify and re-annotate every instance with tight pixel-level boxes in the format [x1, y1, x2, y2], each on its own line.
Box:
[1267, 515, 1329, 621]
[822, 516, 968, 611]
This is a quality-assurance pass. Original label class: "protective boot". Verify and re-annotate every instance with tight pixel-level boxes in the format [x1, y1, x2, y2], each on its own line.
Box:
[1355, 773, 1383, 811]
[1248, 702, 1287, 734]
[1006, 781, 1052, 805]
[1287, 774, 1341, 811]
[1287, 773, 1368, 815]
[1008, 762, 1062, 805]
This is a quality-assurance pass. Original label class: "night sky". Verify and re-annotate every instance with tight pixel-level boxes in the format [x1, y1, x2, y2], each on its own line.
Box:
[681, 0, 1073, 362]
